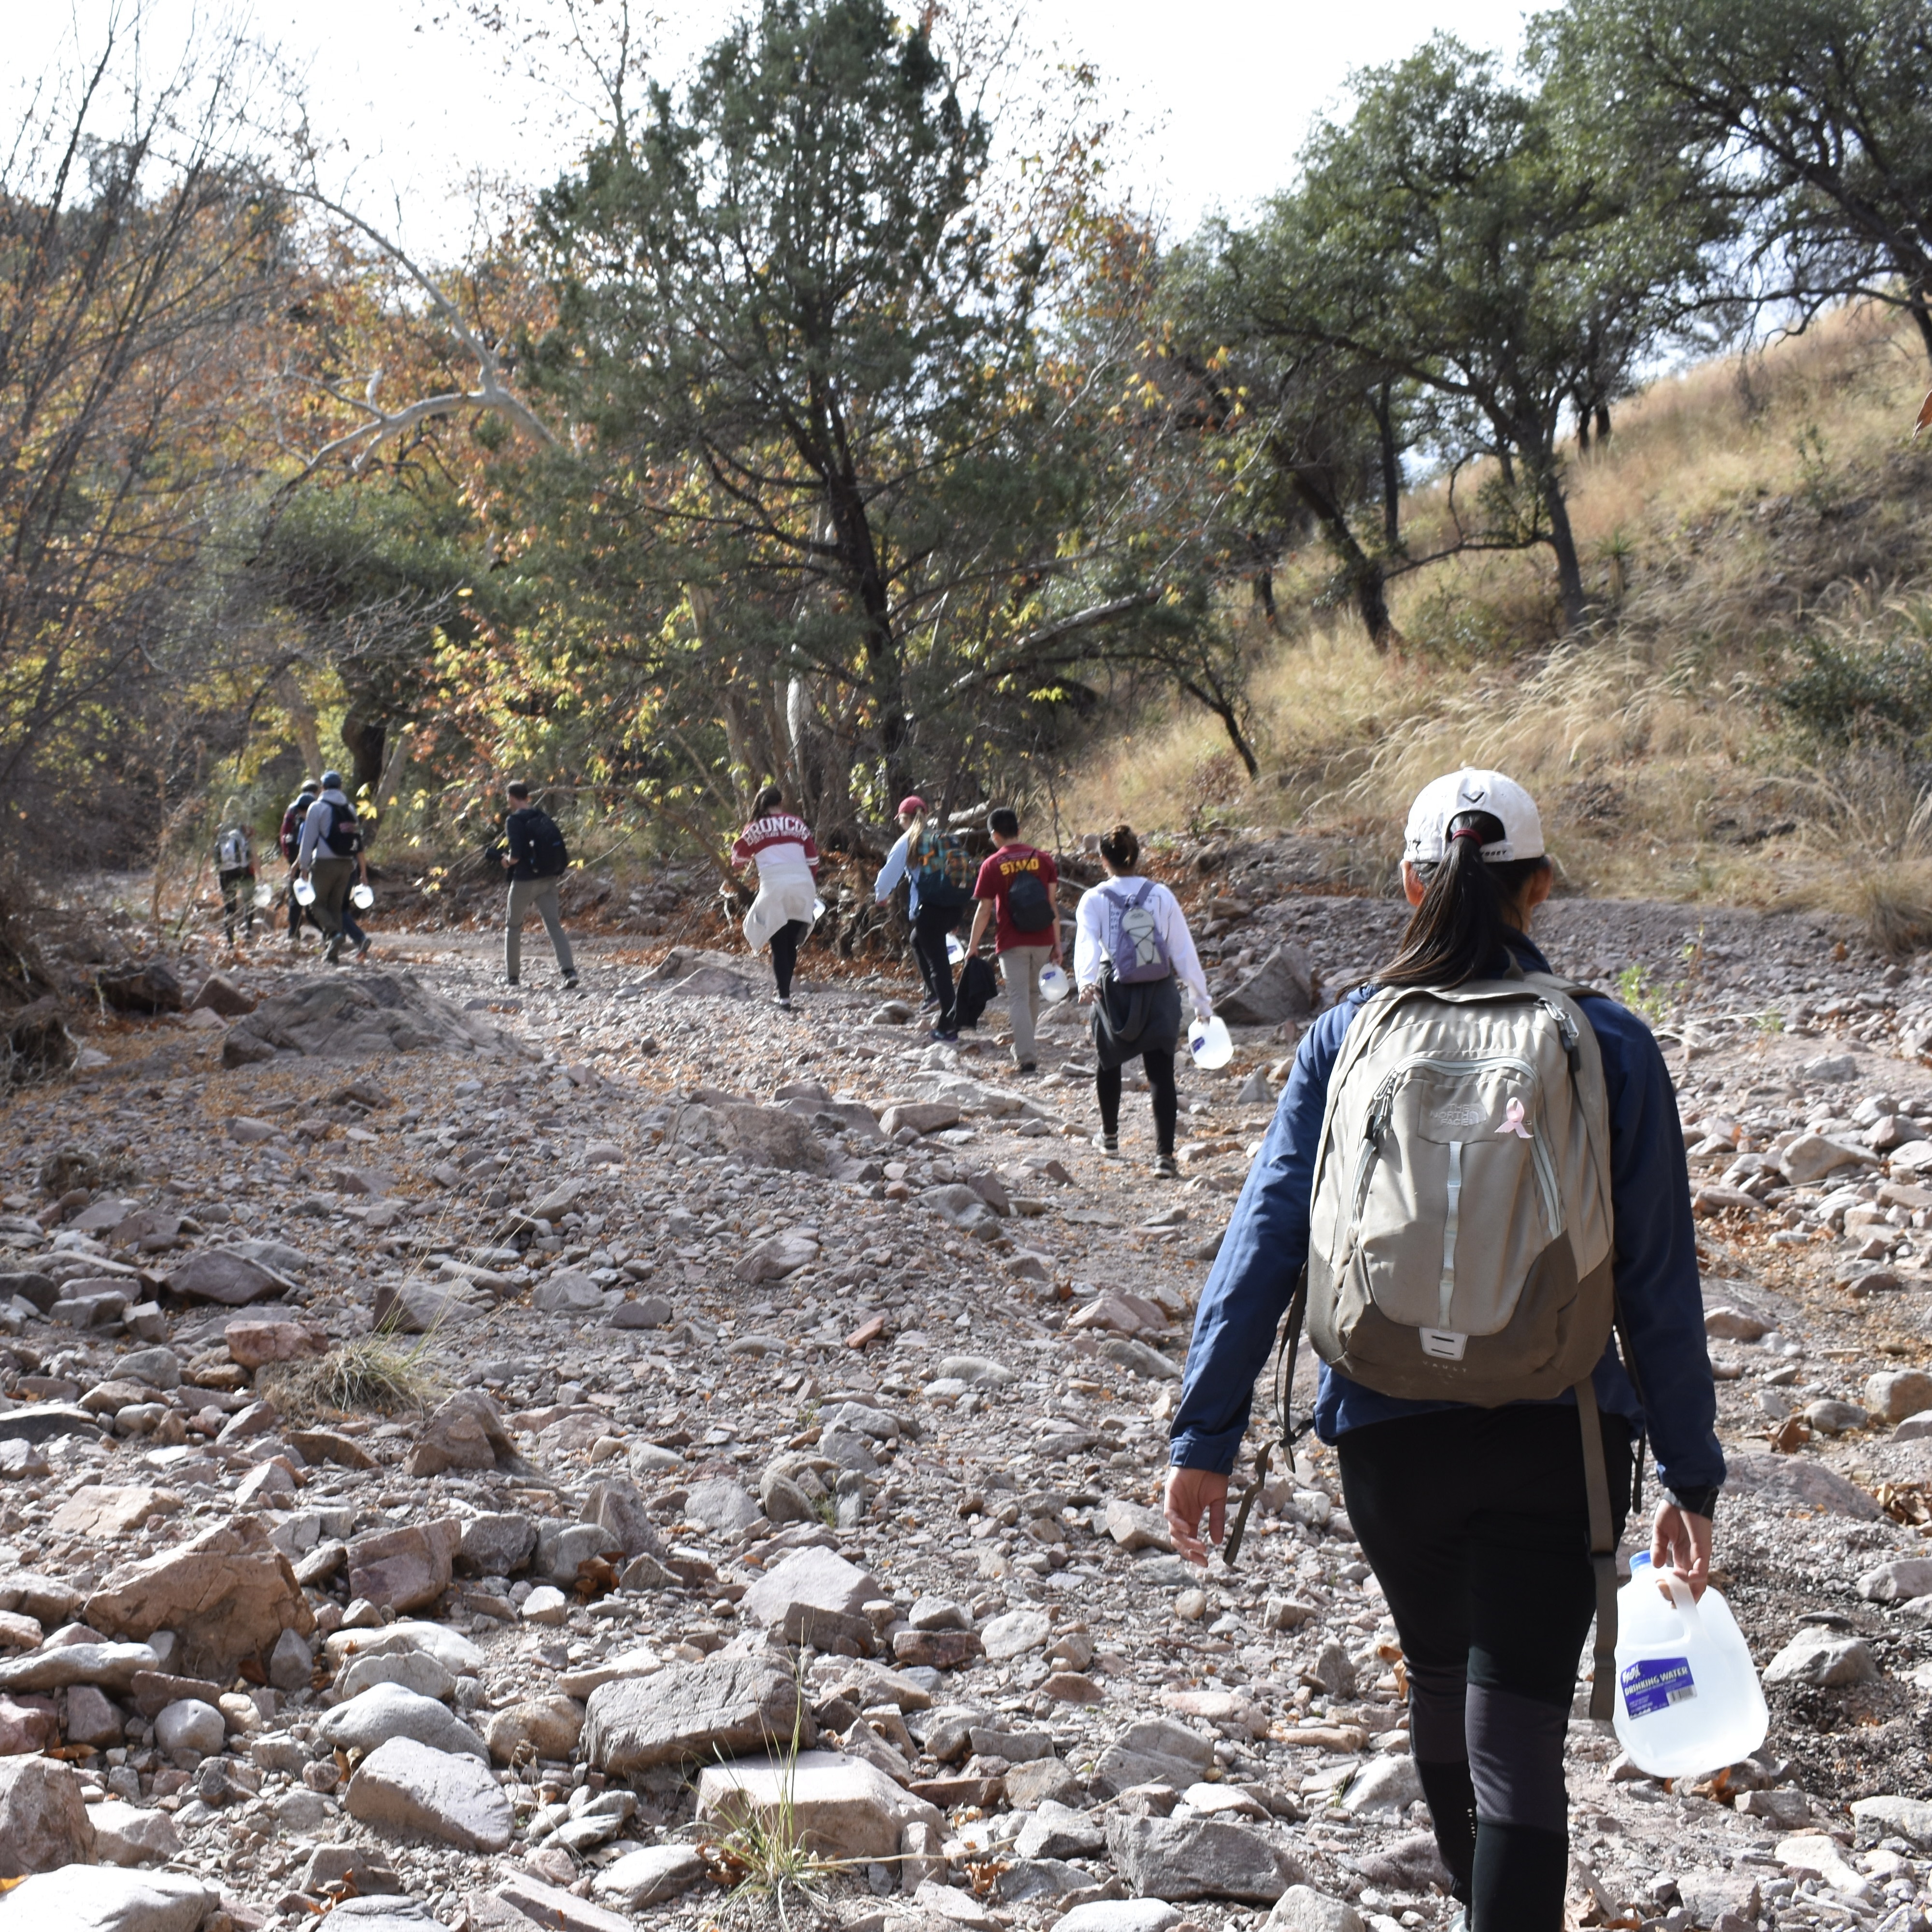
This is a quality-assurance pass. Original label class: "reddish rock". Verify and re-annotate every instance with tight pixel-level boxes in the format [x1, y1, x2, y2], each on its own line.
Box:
[224, 1320, 325, 1371]
[345, 1519, 463, 1612]
[0, 1756, 95, 1874]
[0, 1694, 57, 1755]
[891, 1628, 984, 1669]
[85, 1516, 313, 1679]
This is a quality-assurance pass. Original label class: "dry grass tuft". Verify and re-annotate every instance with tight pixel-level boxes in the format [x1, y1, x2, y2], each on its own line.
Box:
[259, 1323, 446, 1423]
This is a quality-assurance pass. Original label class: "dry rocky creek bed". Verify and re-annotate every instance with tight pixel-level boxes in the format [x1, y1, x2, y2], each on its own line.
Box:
[4, 843, 1932, 1932]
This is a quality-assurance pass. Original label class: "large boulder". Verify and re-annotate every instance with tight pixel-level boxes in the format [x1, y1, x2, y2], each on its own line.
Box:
[667, 1102, 827, 1174]
[344, 1520, 462, 1612]
[1107, 1814, 1302, 1903]
[161, 1250, 291, 1307]
[97, 960, 184, 1015]
[407, 1392, 527, 1479]
[0, 1756, 96, 1875]
[85, 1516, 312, 1679]
[1217, 944, 1315, 1028]
[0, 1867, 218, 1930]
[318, 1683, 489, 1761]
[222, 970, 519, 1064]
[1722, 1451, 1882, 1521]
[741, 1546, 883, 1651]
[343, 1736, 513, 1850]
[582, 1657, 813, 1774]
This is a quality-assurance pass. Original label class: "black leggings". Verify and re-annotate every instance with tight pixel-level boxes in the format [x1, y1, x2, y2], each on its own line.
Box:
[1095, 1050, 1178, 1155]
[769, 919, 809, 999]
[1337, 1404, 1634, 1931]
[912, 903, 958, 1023]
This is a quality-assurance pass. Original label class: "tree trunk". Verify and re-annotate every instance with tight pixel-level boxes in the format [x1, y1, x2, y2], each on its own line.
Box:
[340, 708, 384, 796]
[1594, 404, 1611, 444]
[1252, 569, 1278, 627]
[1274, 437, 1392, 651]
[1374, 381, 1401, 549]
[1178, 678, 1260, 778]
[1575, 400, 1591, 456]
[1535, 453, 1590, 630]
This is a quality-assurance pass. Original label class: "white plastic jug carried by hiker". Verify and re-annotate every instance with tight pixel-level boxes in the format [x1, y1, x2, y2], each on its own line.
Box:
[1610, 1553, 1767, 1777]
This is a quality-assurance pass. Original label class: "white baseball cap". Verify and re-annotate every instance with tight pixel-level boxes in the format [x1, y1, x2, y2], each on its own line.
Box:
[1403, 768, 1545, 866]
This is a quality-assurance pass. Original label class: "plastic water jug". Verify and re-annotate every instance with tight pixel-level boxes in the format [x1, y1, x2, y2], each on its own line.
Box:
[252, 882, 274, 909]
[1038, 962, 1070, 1004]
[1610, 1554, 1767, 1777]
[292, 877, 316, 907]
[946, 933, 967, 965]
[1188, 1014, 1234, 1069]
[350, 882, 375, 910]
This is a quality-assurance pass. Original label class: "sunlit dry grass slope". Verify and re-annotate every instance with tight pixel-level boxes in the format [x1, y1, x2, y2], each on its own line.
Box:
[1068, 306, 1932, 945]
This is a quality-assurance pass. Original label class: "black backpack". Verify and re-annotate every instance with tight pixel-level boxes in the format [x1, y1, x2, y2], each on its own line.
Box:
[1006, 868, 1054, 933]
[318, 800, 364, 856]
[523, 809, 569, 878]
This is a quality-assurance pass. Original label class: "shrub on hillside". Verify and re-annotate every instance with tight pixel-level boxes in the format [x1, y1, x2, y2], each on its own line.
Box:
[1775, 615, 1932, 743]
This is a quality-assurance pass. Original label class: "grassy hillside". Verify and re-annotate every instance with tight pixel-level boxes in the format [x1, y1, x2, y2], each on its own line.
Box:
[1065, 306, 1932, 947]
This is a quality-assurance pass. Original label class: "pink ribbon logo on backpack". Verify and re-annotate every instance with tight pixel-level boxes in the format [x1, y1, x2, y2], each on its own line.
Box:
[1497, 1098, 1532, 1139]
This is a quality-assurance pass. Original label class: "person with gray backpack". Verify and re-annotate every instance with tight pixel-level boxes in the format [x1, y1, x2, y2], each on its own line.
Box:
[1164, 770, 1720, 1932]
[1072, 822, 1211, 1176]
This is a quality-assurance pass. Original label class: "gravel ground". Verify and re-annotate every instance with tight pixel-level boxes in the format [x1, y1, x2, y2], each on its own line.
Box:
[0, 839, 1930, 1932]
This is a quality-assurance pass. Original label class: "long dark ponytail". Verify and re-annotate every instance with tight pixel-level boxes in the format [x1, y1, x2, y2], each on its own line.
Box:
[1378, 810, 1551, 989]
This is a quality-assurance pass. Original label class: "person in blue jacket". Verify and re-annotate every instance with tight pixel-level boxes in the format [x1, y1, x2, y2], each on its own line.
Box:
[1165, 768, 1722, 1932]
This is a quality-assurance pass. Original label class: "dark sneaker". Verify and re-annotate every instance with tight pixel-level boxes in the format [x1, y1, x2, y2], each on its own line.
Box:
[562, 972, 581, 991]
[505, 978, 520, 988]
[1096, 1133, 1120, 1155]
[1015, 1061, 1037, 1075]
[775, 994, 792, 1011]
[928, 1026, 958, 1043]
[1154, 1153, 1179, 1179]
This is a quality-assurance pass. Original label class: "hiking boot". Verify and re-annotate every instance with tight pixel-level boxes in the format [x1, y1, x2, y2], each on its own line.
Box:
[1153, 1152, 1179, 1179]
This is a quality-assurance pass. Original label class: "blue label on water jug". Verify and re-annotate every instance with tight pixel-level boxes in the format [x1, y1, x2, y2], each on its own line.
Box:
[1620, 1655, 1696, 1718]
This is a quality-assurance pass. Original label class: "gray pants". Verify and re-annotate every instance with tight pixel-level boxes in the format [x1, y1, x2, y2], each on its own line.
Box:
[1000, 945, 1052, 1067]
[506, 878, 574, 980]
[310, 856, 355, 951]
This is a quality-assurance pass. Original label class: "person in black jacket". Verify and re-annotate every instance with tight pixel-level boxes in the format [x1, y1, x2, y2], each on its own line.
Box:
[501, 781, 578, 989]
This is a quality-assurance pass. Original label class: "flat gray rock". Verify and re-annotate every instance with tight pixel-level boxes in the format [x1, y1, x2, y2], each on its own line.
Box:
[582, 1656, 812, 1774]
[0, 1866, 218, 1930]
[1723, 1452, 1882, 1521]
[0, 1641, 157, 1694]
[343, 1735, 512, 1849]
[319, 1683, 488, 1760]
[1106, 1814, 1301, 1903]
[592, 1844, 709, 1910]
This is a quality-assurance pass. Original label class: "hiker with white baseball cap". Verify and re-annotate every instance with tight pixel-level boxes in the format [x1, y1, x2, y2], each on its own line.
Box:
[1165, 767, 1720, 1931]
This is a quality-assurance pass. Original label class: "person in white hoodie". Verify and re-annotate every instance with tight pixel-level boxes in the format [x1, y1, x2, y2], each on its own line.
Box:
[1074, 822, 1212, 1177]
[731, 784, 820, 1010]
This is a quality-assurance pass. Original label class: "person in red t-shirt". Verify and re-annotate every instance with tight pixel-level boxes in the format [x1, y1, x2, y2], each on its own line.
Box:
[965, 805, 1062, 1072]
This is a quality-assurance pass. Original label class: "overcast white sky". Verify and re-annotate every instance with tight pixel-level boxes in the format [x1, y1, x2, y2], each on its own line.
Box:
[20, 0, 1532, 255]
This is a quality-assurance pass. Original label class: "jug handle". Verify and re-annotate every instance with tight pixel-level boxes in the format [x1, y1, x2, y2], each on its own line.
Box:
[1656, 1569, 1701, 1620]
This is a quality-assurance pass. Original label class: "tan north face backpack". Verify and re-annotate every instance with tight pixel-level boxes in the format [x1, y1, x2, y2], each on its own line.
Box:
[1226, 967, 1629, 1718]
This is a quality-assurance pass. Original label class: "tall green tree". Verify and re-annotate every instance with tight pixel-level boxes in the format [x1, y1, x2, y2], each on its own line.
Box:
[1269, 38, 1723, 628]
[1548, 0, 1932, 368]
[526, 0, 1111, 807]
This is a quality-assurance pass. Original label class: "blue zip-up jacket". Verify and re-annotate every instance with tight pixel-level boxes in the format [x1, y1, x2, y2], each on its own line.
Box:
[1171, 935, 1724, 1512]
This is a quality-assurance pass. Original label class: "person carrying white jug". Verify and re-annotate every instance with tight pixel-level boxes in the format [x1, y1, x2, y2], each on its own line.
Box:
[1165, 769, 1722, 1932]
[1074, 822, 1211, 1179]
[731, 783, 821, 1012]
